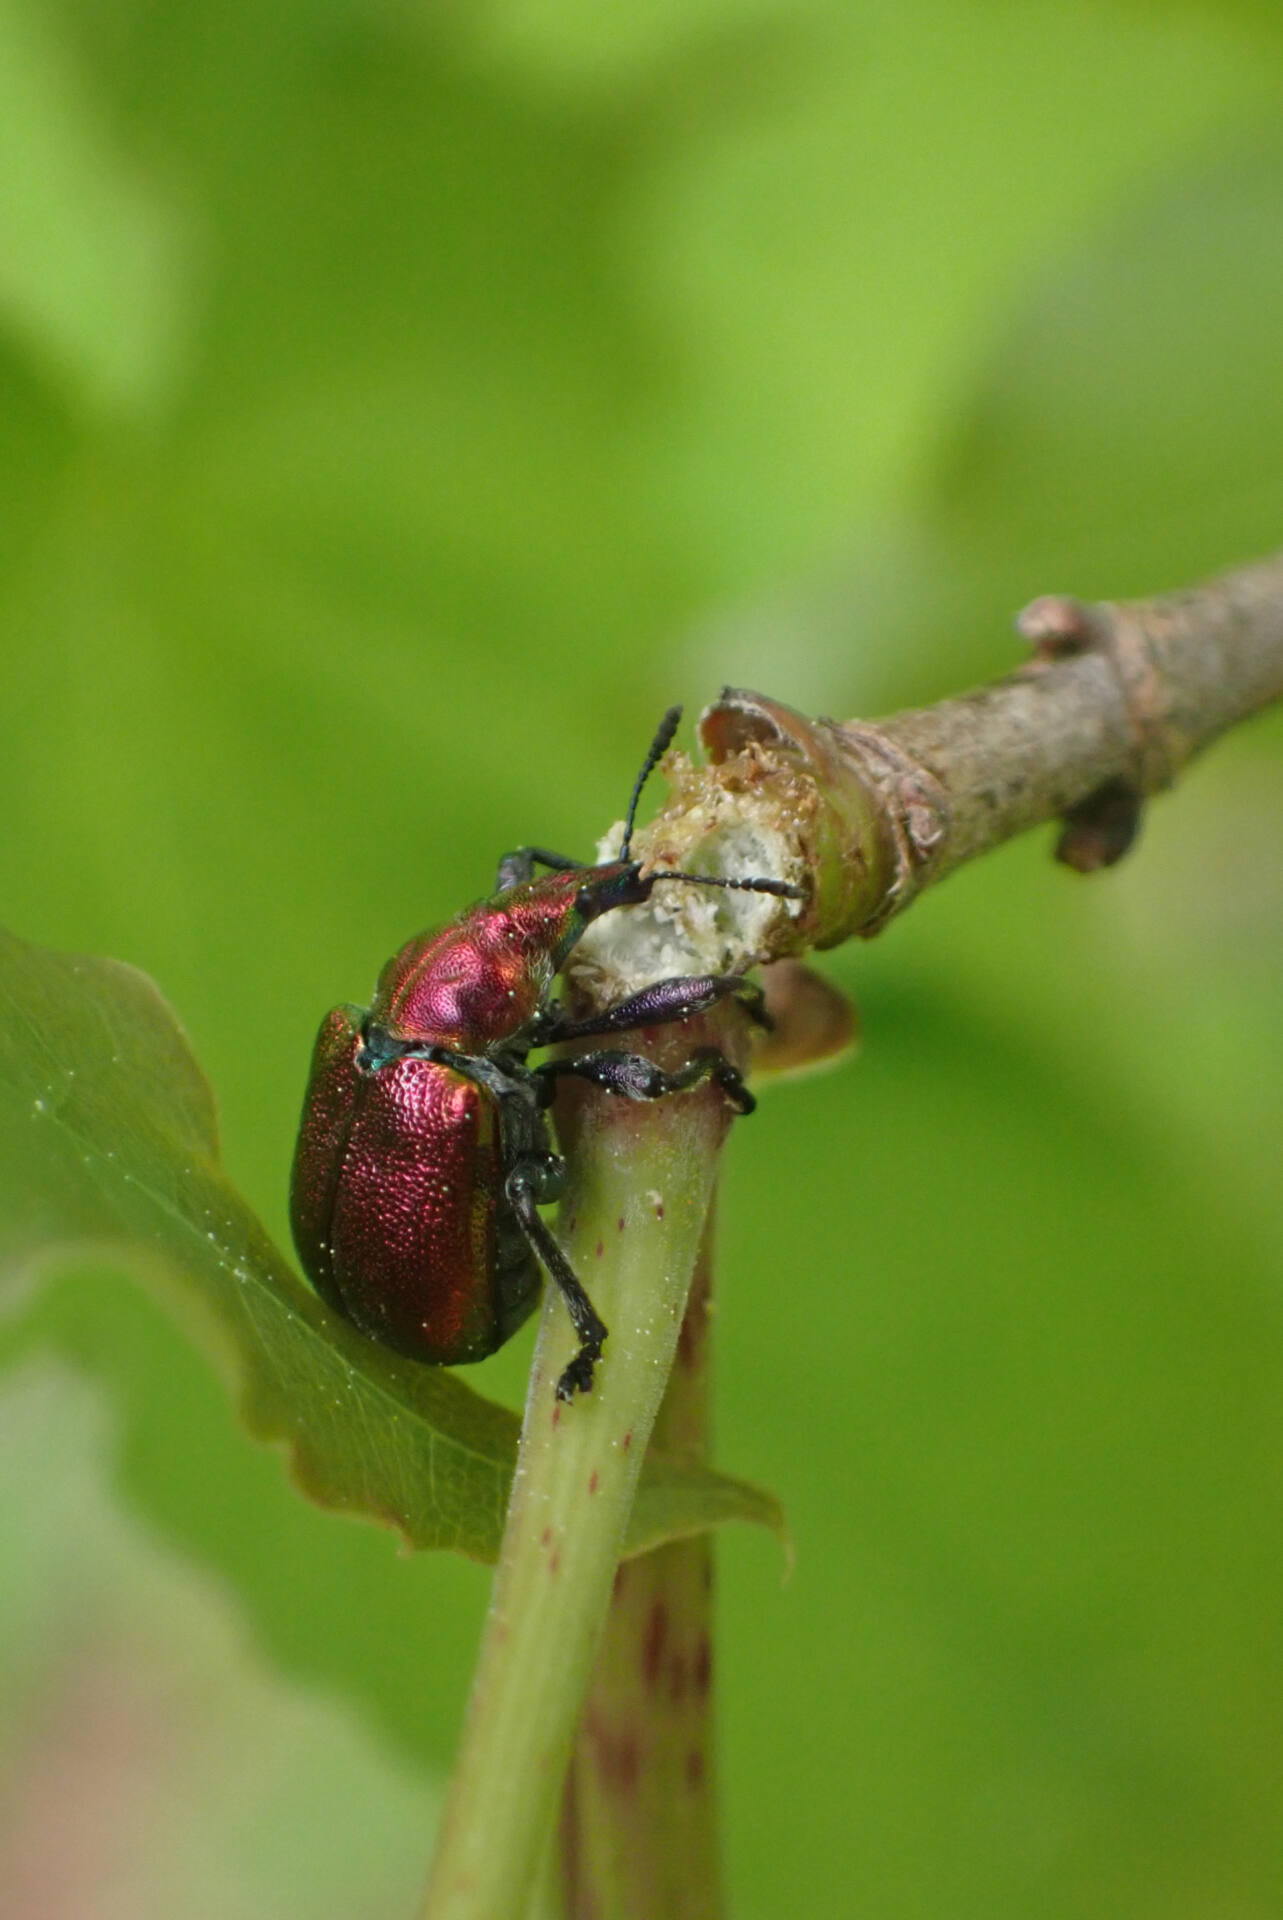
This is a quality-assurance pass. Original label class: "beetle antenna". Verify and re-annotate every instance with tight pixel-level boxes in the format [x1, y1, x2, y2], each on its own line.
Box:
[620, 706, 683, 860]
[651, 870, 806, 900]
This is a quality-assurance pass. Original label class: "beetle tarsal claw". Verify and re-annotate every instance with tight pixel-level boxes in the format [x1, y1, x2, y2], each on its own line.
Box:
[556, 1350, 600, 1401]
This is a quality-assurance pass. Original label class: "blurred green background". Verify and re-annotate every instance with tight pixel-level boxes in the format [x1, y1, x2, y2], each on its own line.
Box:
[3, 1, 1283, 1913]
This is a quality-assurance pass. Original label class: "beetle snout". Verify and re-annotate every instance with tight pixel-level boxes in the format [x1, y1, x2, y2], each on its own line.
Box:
[575, 862, 652, 922]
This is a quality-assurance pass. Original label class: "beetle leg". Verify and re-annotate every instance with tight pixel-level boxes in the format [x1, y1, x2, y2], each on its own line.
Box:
[544, 973, 769, 1044]
[494, 846, 583, 891]
[505, 1157, 609, 1400]
[536, 1046, 756, 1116]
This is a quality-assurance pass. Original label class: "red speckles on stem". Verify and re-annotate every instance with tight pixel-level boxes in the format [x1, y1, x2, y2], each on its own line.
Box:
[588, 1470, 599, 1496]
[541, 1527, 553, 1550]
[641, 1601, 668, 1690]
[622, 1430, 633, 1453]
[685, 1748, 705, 1790]
[552, 1403, 562, 1429]
[549, 1551, 561, 1576]
[584, 1711, 640, 1796]
[595, 1239, 603, 1259]
[617, 1215, 625, 1233]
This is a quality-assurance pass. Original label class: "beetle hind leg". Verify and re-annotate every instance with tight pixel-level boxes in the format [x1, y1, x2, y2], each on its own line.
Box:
[505, 1156, 609, 1400]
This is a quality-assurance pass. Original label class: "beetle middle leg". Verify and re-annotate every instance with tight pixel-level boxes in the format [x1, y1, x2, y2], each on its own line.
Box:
[536, 1046, 756, 1116]
[505, 1155, 609, 1401]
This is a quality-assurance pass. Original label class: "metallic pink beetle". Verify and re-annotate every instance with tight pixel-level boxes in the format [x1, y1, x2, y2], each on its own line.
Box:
[290, 709, 801, 1398]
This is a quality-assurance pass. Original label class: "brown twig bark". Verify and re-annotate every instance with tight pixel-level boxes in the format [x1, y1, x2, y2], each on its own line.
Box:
[602, 551, 1283, 974]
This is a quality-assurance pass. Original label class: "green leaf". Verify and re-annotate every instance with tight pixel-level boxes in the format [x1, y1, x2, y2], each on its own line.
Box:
[0, 927, 783, 1562]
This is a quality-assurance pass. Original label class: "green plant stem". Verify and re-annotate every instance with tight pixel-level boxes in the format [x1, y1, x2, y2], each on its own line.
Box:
[558, 1204, 721, 1918]
[420, 1022, 737, 1920]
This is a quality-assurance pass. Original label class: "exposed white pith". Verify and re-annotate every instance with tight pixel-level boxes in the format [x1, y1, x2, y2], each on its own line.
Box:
[567, 774, 803, 1007]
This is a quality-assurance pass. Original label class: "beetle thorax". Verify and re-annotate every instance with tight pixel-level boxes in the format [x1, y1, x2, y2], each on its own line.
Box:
[371, 901, 560, 1051]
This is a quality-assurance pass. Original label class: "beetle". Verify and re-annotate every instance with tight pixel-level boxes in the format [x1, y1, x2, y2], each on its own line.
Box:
[290, 708, 802, 1400]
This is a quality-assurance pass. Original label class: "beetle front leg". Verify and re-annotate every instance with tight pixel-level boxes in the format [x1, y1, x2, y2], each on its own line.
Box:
[544, 973, 770, 1044]
[494, 846, 583, 891]
[536, 1046, 756, 1116]
[505, 1156, 609, 1400]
